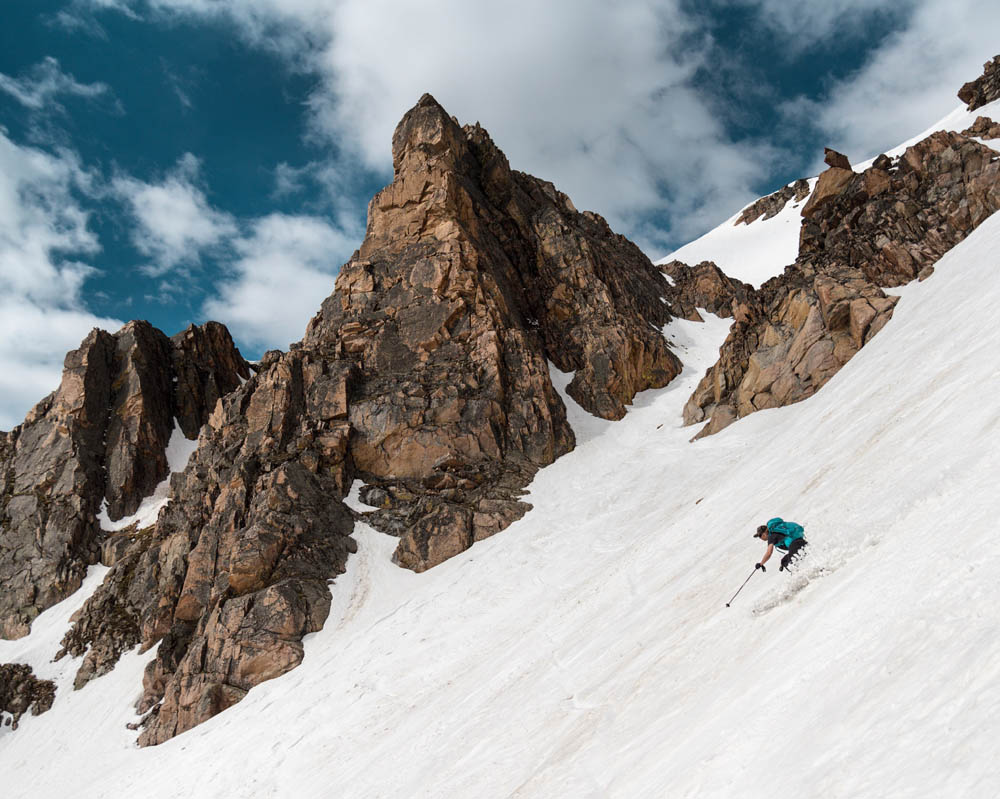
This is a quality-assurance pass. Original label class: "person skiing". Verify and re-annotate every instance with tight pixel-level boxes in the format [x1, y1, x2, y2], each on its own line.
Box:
[754, 517, 807, 572]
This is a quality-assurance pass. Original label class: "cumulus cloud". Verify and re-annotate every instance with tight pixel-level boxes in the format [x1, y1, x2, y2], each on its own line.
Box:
[308, 0, 776, 248]
[203, 213, 358, 350]
[0, 132, 121, 429]
[113, 153, 238, 276]
[780, 0, 1000, 166]
[84, 0, 773, 253]
[70, 0, 1000, 253]
[0, 56, 111, 111]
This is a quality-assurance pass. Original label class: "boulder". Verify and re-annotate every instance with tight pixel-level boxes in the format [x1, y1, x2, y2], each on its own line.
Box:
[962, 115, 1000, 140]
[957, 55, 1000, 111]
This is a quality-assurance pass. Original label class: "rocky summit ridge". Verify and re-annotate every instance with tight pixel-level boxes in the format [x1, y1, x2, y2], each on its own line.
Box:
[669, 58, 1000, 438]
[2, 56, 1000, 745]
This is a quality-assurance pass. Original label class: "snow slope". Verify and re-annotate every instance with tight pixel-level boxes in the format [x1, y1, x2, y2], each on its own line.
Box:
[661, 178, 815, 288]
[659, 97, 1000, 288]
[4, 202, 1000, 797]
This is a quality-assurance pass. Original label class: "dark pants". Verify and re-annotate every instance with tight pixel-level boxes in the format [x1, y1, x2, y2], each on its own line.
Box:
[780, 538, 807, 568]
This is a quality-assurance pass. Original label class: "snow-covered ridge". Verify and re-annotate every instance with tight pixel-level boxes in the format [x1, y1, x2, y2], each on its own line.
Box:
[660, 177, 816, 288]
[660, 97, 1000, 288]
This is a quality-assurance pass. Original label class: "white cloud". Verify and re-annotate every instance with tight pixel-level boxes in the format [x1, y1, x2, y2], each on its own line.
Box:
[309, 0, 774, 246]
[0, 132, 122, 430]
[781, 0, 1000, 166]
[71, 0, 1000, 254]
[0, 56, 111, 111]
[272, 161, 307, 199]
[113, 153, 237, 276]
[84, 0, 772, 253]
[203, 213, 358, 350]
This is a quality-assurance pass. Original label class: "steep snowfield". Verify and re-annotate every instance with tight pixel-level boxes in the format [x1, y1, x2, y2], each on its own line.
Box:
[4, 203, 1000, 797]
[660, 178, 816, 288]
[659, 97, 1000, 288]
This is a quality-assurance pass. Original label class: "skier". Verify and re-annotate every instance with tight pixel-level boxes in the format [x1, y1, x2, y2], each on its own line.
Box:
[754, 517, 807, 572]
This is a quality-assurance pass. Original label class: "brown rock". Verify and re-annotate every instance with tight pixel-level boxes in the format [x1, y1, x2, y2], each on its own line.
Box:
[660, 260, 755, 321]
[824, 148, 852, 170]
[304, 93, 681, 570]
[40, 93, 687, 746]
[801, 166, 855, 219]
[957, 55, 1000, 111]
[0, 663, 56, 730]
[685, 126, 1000, 437]
[734, 179, 811, 225]
[961, 115, 1000, 140]
[0, 322, 248, 641]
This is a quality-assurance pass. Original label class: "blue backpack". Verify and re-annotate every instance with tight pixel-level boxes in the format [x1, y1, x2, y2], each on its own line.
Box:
[767, 517, 804, 550]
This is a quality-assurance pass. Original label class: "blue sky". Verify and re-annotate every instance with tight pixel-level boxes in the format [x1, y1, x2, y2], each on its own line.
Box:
[1, 0, 997, 428]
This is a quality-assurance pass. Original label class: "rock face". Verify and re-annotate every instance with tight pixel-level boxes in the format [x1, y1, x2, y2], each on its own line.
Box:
[958, 55, 1000, 111]
[50, 93, 683, 745]
[659, 260, 754, 322]
[56, 351, 358, 746]
[734, 179, 810, 225]
[303, 94, 680, 569]
[0, 663, 56, 730]
[0, 321, 249, 640]
[683, 130, 1000, 436]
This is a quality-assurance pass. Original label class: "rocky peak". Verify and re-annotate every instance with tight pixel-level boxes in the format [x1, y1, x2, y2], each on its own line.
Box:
[958, 55, 1000, 111]
[0, 321, 248, 640]
[390, 93, 471, 177]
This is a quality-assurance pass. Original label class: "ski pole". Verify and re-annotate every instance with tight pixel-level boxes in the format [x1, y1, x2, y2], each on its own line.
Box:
[725, 568, 757, 607]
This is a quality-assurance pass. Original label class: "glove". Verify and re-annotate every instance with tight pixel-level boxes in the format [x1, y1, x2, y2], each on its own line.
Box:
[755, 562, 766, 572]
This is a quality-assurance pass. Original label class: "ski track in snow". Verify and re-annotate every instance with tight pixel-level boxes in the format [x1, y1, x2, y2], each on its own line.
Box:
[4, 109, 1000, 798]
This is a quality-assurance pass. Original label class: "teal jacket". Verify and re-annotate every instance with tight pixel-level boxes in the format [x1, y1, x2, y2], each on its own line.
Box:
[766, 517, 804, 550]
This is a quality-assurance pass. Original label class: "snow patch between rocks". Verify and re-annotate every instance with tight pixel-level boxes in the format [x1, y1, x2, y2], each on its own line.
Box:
[97, 420, 198, 532]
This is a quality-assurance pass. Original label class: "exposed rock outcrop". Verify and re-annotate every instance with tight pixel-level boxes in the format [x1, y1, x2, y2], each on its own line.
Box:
[659, 260, 754, 321]
[734, 179, 810, 225]
[0, 663, 56, 730]
[958, 55, 1000, 112]
[0, 322, 248, 640]
[54, 93, 683, 745]
[962, 115, 1000, 140]
[801, 150, 855, 219]
[683, 130, 1000, 436]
